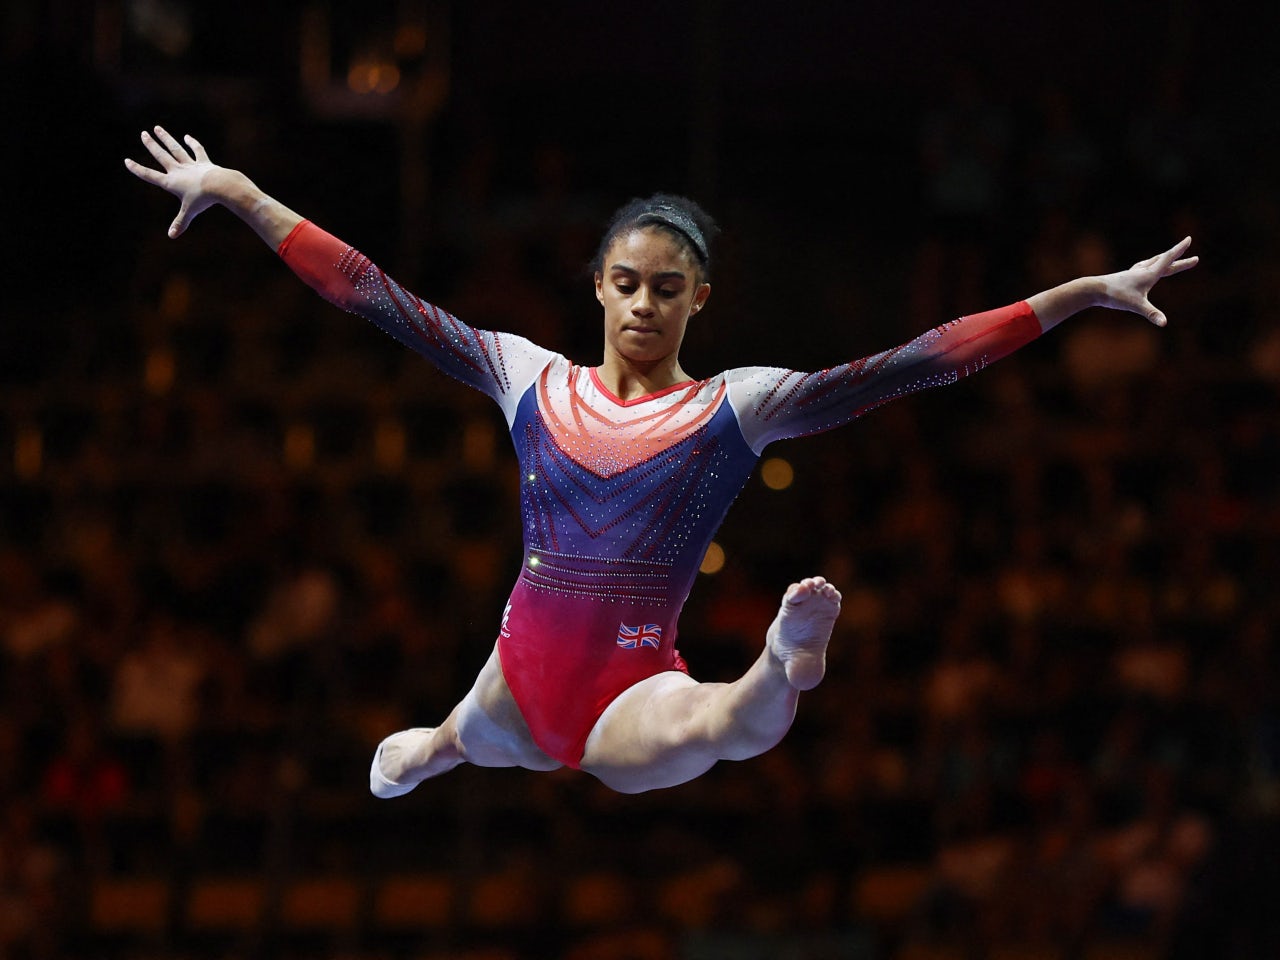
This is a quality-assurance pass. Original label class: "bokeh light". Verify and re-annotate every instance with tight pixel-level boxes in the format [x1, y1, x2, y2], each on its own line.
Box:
[761, 456, 794, 491]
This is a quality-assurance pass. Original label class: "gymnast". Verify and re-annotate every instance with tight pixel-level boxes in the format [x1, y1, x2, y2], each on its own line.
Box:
[125, 126, 1197, 796]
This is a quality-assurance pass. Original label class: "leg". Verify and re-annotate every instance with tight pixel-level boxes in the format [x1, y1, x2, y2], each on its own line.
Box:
[579, 576, 841, 794]
[370, 644, 561, 798]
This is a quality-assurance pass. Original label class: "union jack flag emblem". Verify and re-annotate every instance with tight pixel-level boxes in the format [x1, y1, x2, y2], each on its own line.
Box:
[617, 622, 662, 649]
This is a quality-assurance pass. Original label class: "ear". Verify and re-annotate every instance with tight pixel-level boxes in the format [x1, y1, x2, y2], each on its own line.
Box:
[689, 282, 711, 315]
[594, 271, 605, 305]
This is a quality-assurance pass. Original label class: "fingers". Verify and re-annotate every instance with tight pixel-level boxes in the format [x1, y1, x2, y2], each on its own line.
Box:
[167, 195, 194, 238]
[1144, 239, 1196, 326]
[1132, 237, 1197, 274]
[1113, 238, 1197, 329]
[151, 125, 193, 163]
[1154, 236, 1191, 273]
[126, 126, 210, 240]
[1156, 237, 1197, 274]
[123, 156, 165, 185]
[140, 129, 177, 170]
[185, 133, 210, 163]
[136, 125, 200, 172]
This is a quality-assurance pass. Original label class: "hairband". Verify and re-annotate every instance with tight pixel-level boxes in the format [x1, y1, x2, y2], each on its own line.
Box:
[638, 204, 709, 264]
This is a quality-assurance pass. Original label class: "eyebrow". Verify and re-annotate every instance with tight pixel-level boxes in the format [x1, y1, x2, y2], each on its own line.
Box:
[608, 263, 688, 281]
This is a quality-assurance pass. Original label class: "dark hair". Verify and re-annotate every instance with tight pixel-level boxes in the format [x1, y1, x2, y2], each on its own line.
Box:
[594, 193, 720, 281]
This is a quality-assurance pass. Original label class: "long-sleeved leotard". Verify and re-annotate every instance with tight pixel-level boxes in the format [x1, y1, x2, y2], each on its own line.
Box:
[279, 221, 1042, 767]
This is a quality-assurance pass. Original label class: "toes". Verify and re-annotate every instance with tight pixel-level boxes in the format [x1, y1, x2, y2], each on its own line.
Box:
[787, 576, 839, 604]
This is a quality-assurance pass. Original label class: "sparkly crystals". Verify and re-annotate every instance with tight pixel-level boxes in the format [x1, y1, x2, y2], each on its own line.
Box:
[536, 365, 727, 479]
[522, 547, 672, 604]
[731, 302, 1040, 451]
[286, 224, 1037, 617]
[501, 360, 759, 606]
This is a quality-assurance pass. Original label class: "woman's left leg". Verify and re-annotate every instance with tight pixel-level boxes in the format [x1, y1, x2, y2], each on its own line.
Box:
[578, 576, 841, 794]
[370, 644, 562, 798]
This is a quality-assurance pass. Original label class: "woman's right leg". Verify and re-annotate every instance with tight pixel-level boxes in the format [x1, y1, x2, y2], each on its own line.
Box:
[370, 644, 561, 798]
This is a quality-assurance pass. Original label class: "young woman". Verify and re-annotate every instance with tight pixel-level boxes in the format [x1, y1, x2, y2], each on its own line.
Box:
[125, 126, 1197, 796]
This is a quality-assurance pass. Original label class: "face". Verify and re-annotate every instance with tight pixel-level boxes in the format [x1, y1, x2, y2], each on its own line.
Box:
[595, 227, 711, 366]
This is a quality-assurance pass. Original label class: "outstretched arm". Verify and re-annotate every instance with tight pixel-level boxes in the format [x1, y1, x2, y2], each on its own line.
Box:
[124, 125, 302, 248]
[124, 125, 556, 413]
[1026, 236, 1198, 332]
[730, 238, 1200, 451]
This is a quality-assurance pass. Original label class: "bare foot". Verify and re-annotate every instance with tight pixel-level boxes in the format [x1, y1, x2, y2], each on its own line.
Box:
[370, 728, 436, 798]
[766, 576, 842, 691]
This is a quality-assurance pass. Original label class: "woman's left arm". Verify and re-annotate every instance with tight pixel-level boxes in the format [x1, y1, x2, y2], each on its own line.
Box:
[729, 238, 1198, 452]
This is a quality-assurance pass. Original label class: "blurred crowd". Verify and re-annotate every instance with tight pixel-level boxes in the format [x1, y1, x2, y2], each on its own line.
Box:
[4, 36, 1280, 960]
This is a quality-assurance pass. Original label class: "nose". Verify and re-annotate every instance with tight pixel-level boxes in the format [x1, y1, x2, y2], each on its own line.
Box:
[631, 285, 655, 316]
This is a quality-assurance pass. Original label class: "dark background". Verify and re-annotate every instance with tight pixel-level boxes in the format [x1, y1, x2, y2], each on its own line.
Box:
[3, 2, 1279, 959]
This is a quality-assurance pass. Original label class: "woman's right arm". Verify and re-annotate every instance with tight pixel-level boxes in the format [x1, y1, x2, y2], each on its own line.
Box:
[125, 126, 554, 410]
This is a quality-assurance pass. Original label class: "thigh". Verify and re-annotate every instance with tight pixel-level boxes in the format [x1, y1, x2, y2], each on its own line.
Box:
[578, 671, 728, 793]
[454, 644, 562, 772]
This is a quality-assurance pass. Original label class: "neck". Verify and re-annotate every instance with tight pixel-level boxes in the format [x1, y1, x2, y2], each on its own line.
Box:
[596, 354, 690, 401]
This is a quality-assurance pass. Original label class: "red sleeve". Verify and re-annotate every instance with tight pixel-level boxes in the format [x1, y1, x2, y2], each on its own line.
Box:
[738, 301, 1042, 448]
[277, 219, 363, 307]
[275, 220, 547, 402]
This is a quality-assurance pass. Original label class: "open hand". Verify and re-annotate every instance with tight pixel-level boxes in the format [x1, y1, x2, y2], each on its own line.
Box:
[1098, 237, 1199, 327]
[124, 126, 221, 238]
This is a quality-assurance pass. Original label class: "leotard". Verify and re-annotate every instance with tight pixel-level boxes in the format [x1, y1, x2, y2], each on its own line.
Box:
[279, 221, 1041, 766]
